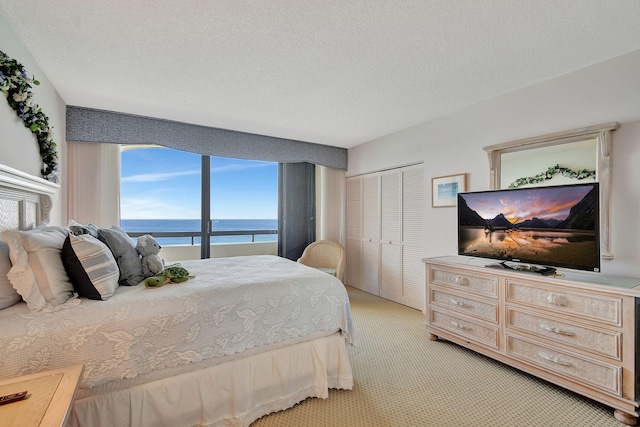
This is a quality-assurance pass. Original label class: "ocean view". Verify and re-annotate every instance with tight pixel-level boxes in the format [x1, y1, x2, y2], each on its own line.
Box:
[121, 219, 278, 245]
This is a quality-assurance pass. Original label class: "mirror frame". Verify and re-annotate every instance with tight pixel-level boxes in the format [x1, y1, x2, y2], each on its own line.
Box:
[483, 122, 619, 260]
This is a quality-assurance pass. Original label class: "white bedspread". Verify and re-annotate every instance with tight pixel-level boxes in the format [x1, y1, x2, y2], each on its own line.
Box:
[0, 255, 354, 389]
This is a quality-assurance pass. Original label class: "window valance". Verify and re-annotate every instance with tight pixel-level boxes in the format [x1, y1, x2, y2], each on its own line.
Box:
[66, 106, 347, 170]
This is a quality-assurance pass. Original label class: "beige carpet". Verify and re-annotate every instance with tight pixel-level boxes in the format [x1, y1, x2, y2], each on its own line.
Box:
[252, 286, 622, 426]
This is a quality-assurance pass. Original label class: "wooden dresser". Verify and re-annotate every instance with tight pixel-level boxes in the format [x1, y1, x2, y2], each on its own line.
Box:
[423, 256, 640, 425]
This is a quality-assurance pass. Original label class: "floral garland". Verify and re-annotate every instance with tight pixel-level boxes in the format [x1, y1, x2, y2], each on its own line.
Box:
[0, 50, 59, 182]
[508, 164, 596, 189]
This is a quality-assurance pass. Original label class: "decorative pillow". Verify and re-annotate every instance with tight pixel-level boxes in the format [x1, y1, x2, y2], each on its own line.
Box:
[0, 226, 78, 311]
[97, 226, 144, 286]
[0, 241, 22, 309]
[68, 219, 99, 238]
[62, 234, 119, 300]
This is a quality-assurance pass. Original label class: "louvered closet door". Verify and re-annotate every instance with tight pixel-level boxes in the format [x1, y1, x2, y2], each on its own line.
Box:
[346, 177, 362, 289]
[362, 175, 380, 240]
[346, 166, 423, 305]
[380, 171, 402, 301]
[361, 175, 380, 295]
[401, 166, 425, 310]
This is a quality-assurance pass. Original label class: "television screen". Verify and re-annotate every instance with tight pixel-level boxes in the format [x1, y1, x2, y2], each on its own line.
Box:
[457, 183, 600, 272]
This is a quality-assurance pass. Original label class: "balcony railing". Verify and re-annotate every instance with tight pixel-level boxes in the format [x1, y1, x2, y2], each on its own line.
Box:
[126, 229, 278, 245]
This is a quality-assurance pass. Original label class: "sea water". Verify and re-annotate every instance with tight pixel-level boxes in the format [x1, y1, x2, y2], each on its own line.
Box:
[120, 219, 278, 245]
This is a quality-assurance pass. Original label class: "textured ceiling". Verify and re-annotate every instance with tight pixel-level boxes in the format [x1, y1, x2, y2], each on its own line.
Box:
[2, 1, 640, 148]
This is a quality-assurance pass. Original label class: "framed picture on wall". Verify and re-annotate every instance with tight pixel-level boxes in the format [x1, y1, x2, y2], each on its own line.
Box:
[432, 173, 467, 207]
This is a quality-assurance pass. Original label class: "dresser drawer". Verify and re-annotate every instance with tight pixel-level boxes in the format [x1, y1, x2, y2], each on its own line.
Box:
[505, 280, 622, 326]
[505, 307, 621, 360]
[429, 307, 499, 349]
[506, 334, 622, 396]
[429, 267, 498, 298]
[430, 288, 498, 323]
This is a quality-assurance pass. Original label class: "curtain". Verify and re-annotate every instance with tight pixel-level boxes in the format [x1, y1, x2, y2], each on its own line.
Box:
[67, 141, 120, 227]
[278, 163, 316, 261]
[316, 166, 345, 245]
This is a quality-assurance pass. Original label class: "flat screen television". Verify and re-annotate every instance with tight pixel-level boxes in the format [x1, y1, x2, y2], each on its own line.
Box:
[457, 182, 600, 273]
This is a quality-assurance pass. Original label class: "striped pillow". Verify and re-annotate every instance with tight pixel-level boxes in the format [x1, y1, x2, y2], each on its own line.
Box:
[61, 233, 119, 300]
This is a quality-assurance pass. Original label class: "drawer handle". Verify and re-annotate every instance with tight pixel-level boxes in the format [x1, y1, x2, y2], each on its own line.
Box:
[538, 351, 573, 367]
[450, 321, 472, 331]
[450, 299, 472, 308]
[454, 276, 468, 286]
[546, 293, 568, 307]
[539, 323, 575, 336]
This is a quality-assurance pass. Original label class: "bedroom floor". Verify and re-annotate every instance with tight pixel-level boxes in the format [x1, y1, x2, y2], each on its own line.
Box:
[252, 286, 621, 426]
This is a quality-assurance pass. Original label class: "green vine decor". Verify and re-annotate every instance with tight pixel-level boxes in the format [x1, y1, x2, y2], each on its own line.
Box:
[0, 50, 58, 182]
[508, 164, 596, 189]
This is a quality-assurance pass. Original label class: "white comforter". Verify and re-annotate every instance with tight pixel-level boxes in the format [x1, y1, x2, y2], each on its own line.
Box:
[0, 255, 354, 389]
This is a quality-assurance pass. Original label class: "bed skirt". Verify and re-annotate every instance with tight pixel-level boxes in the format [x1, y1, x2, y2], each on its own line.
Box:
[68, 332, 353, 427]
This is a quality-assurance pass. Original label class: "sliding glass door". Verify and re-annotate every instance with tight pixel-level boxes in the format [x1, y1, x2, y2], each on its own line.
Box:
[206, 156, 278, 257]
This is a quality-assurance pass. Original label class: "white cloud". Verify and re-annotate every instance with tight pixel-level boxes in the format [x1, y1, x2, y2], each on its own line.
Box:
[211, 162, 274, 174]
[122, 162, 272, 182]
[122, 169, 200, 183]
[120, 197, 200, 219]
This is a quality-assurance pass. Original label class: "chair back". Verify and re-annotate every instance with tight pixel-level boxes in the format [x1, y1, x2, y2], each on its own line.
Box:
[297, 240, 345, 282]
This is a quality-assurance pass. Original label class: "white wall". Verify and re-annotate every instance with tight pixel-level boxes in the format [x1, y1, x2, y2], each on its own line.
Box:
[348, 49, 640, 278]
[1, 15, 67, 226]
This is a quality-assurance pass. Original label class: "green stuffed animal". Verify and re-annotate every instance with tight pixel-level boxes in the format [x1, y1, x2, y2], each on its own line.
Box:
[144, 265, 194, 288]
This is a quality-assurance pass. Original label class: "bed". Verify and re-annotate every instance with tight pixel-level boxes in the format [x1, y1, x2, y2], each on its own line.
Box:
[0, 164, 354, 426]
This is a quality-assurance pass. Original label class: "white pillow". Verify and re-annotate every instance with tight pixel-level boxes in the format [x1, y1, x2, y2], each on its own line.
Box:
[1, 226, 79, 311]
[0, 241, 22, 309]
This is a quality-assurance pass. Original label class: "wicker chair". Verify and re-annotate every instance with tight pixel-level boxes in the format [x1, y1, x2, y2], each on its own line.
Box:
[297, 240, 345, 282]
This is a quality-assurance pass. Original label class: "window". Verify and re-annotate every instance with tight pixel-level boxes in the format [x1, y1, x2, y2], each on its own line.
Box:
[120, 146, 278, 247]
[210, 156, 278, 243]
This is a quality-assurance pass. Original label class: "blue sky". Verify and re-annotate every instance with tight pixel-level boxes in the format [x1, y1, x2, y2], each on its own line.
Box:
[120, 146, 278, 219]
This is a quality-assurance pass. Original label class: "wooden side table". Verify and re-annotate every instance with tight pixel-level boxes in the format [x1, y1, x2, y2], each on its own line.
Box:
[0, 364, 83, 427]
